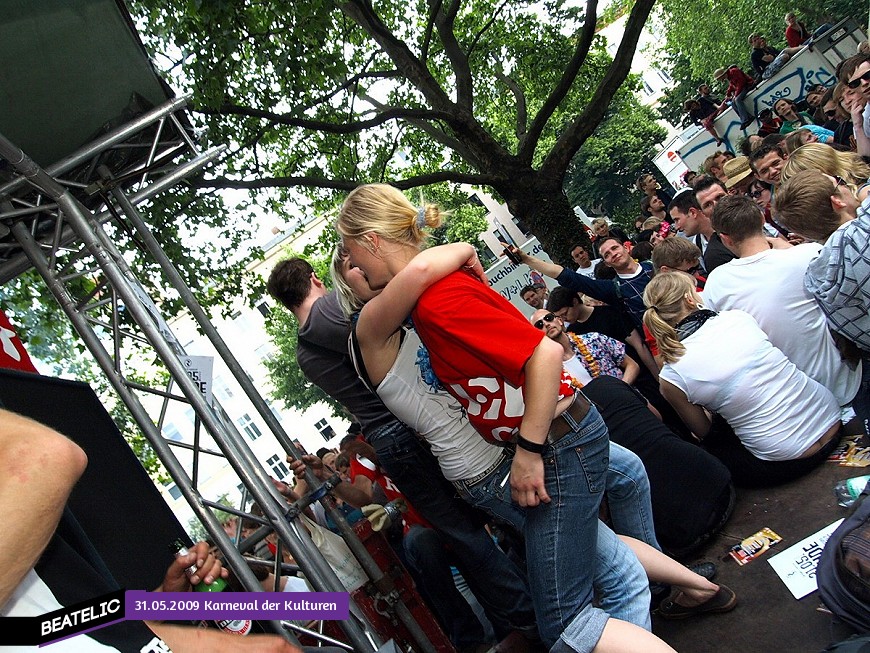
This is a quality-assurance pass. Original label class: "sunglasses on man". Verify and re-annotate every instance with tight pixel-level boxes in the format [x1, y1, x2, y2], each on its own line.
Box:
[533, 313, 557, 330]
[847, 70, 870, 89]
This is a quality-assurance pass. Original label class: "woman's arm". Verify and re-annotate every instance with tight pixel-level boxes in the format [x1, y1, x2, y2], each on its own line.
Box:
[511, 336, 563, 507]
[620, 355, 640, 386]
[625, 328, 660, 377]
[356, 242, 483, 349]
[659, 379, 711, 441]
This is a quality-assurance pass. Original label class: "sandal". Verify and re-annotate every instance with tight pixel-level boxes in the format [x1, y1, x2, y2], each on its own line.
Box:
[658, 585, 737, 620]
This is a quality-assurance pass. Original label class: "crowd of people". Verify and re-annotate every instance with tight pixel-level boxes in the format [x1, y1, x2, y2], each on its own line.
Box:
[4, 18, 870, 653]
[682, 13, 865, 147]
[261, 49, 870, 653]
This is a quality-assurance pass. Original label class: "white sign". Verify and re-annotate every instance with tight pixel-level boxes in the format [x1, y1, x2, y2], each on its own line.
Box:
[180, 355, 214, 404]
[768, 519, 844, 599]
[485, 237, 559, 318]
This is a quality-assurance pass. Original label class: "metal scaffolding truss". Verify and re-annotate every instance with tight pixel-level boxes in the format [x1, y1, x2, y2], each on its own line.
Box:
[0, 102, 442, 652]
[0, 1, 439, 650]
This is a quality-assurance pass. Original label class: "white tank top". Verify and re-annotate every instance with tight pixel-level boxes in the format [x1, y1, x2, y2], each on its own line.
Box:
[377, 329, 503, 481]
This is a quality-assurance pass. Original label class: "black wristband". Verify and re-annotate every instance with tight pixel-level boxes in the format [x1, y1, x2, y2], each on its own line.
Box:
[515, 433, 545, 454]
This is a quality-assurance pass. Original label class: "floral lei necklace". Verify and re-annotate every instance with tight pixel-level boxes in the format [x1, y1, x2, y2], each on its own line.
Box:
[565, 332, 601, 380]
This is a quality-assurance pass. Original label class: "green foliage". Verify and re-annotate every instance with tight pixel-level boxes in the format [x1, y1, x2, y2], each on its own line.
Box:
[657, 1, 866, 91]
[563, 85, 667, 226]
[187, 493, 235, 542]
[127, 0, 657, 261]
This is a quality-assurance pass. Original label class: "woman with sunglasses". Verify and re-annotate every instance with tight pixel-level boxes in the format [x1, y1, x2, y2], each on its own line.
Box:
[779, 142, 870, 201]
[336, 184, 683, 652]
[744, 178, 790, 240]
[643, 272, 842, 488]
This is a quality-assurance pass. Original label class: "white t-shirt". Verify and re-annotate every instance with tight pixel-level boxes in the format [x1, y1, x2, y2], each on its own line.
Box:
[575, 259, 602, 278]
[659, 310, 840, 461]
[703, 244, 861, 406]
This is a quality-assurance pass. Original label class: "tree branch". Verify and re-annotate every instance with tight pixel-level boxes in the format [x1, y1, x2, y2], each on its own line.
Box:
[195, 103, 452, 133]
[190, 170, 496, 192]
[359, 91, 481, 166]
[542, 0, 656, 177]
[429, 0, 474, 109]
[420, 0, 440, 64]
[494, 69, 528, 141]
[467, 0, 510, 57]
[338, 0, 455, 111]
[519, 0, 599, 163]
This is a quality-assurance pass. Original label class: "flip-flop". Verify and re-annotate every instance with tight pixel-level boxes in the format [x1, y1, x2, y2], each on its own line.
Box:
[658, 585, 737, 620]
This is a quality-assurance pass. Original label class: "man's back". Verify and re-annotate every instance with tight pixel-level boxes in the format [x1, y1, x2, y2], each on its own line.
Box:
[704, 244, 861, 406]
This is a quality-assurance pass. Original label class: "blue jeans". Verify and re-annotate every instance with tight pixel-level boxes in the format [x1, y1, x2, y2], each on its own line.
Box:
[455, 408, 650, 650]
[367, 420, 537, 639]
[454, 444, 659, 549]
[607, 443, 660, 551]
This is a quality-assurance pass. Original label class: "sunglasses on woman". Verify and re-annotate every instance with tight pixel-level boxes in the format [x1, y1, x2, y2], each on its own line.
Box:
[746, 188, 765, 199]
[533, 313, 557, 330]
[824, 109, 837, 118]
[847, 70, 870, 89]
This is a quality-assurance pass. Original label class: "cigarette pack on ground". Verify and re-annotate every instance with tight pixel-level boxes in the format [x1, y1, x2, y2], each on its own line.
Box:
[729, 527, 782, 566]
[828, 435, 870, 466]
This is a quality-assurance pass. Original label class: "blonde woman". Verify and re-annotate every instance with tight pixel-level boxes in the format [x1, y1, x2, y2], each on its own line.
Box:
[643, 272, 842, 488]
[337, 183, 677, 653]
[780, 142, 870, 200]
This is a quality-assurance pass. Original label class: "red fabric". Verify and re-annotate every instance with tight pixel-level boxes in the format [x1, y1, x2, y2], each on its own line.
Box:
[725, 66, 755, 97]
[785, 24, 808, 48]
[349, 455, 429, 531]
[412, 272, 576, 443]
[0, 311, 38, 373]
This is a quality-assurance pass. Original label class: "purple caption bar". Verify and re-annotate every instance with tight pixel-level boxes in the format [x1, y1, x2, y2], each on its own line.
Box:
[125, 591, 349, 621]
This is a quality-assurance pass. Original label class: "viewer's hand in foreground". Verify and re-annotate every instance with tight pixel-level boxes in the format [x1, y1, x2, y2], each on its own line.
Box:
[510, 448, 550, 507]
[159, 541, 227, 592]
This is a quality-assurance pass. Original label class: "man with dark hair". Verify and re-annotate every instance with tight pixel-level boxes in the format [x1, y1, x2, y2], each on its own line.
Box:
[667, 182, 735, 274]
[266, 257, 539, 644]
[748, 143, 787, 186]
[267, 258, 317, 311]
[509, 237, 653, 327]
[705, 195, 860, 409]
[569, 243, 600, 278]
[520, 283, 547, 309]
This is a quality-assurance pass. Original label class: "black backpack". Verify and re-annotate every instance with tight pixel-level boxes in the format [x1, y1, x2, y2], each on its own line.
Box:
[818, 487, 870, 633]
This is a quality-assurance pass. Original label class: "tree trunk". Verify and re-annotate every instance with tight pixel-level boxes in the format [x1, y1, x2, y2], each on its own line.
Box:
[500, 176, 591, 269]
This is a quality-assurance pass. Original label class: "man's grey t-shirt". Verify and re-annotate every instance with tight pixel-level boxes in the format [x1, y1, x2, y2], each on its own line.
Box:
[296, 291, 396, 432]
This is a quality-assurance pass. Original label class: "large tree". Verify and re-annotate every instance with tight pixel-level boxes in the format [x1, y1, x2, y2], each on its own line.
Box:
[130, 0, 657, 265]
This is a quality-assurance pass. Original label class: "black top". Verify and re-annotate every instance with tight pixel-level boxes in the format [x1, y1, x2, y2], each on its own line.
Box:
[702, 232, 737, 274]
[297, 291, 397, 432]
[567, 305, 634, 342]
[583, 376, 733, 552]
[751, 45, 779, 77]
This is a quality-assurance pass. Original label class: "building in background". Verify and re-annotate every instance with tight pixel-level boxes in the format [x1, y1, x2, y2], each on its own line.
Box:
[157, 211, 350, 531]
